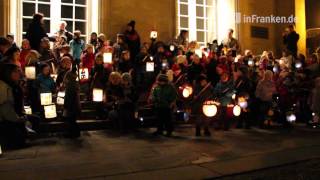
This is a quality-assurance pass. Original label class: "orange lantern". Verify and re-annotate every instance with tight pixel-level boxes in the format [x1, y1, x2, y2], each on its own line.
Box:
[93, 88, 103, 102]
[202, 101, 219, 117]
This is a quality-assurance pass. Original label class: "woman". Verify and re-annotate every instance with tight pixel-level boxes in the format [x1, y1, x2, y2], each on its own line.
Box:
[0, 64, 27, 148]
[26, 13, 48, 51]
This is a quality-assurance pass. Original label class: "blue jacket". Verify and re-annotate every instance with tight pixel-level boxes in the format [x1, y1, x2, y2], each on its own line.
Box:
[69, 39, 85, 61]
[35, 74, 56, 93]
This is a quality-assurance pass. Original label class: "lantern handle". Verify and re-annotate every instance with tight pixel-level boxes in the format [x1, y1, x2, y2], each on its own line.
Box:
[191, 82, 212, 104]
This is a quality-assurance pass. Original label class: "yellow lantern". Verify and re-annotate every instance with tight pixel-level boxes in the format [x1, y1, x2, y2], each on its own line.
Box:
[24, 106, 32, 115]
[79, 67, 89, 81]
[40, 93, 52, 105]
[25, 66, 36, 80]
[195, 49, 203, 58]
[146, 62, 154, 72]
[44, 104, 57, 119]
[93, 88, 103, 102]
[202, 101, 218, 117]
[56, 91, 65, 105]
[238, 97, 248, 109]
[150, 31, 158, 39]
[182, 86, 193, 98]
[103, 52, 112, 64]
[233, 105, 241, 117]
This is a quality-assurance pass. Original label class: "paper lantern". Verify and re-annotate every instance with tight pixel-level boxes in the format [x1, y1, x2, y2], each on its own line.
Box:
[238, 97, 248, 109]
[150, 31, 158, 39]
[40, 93, 52, 105]
[56, 91, 65, 105]
[233, 105, 241, 117]
[170, 45, 175, 52]
[24, 106, 32, 115]
[50, 74, 58, 82]
[182, 85, 193, 98]
[103, 52, 112, 64]
[79, 68, 89, 81]
[286, 113, 296, 122]
[44, 104, 57, 119]
[248, 59, 254, 67]
[195, 49, 203, 58]
[25, 66, 36, 80]
[93, 88, 103, 102]
[232, 94, 236, 100]
[146, 62, 154, 72]
[202, 101, 218, 117]
[273, 66, 279, 73]
[295, 61, 302, 69]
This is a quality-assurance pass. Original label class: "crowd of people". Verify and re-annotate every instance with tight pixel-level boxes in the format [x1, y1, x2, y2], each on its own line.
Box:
[1, 12, 320, 149]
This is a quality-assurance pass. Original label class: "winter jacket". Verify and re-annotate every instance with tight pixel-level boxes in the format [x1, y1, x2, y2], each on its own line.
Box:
[255, 80, 276, 102]
[26, 23, 48, 51]
[35, 74, 56, 93]
[214, 80, 234, 106]
[0, 80, 21, 122]
[151, 83, 177, 109]
[69, 39, 85, 61]
[81, 52, 95, 73]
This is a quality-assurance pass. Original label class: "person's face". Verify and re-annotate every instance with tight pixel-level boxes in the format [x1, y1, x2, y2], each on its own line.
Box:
[228, 31, 233, 38]
[140, 47, 147, 54]
[11, 68, 20, 82]
[87, 47, 94, 54]
[182, 32, 188, 39]
[60, 23, 66, 30]
[7, 37, 14, 44]
[42, 66, 50, 76]
[13, 51, 20, 61]
[91, 34, 97, 40]
[157, 47, 165, 53]
[117, 37, 123, 44]
[200, 79, 207, 87]
[41, 41, 49, 49]
[127, 25, 133, 32]
[124, 53, 130, 61]
[22, 41, 30, 49]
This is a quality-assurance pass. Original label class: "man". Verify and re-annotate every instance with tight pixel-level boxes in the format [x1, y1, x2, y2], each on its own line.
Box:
[222, 29, 240, 54]
[283, 25, 299, 58]
[6, 34, 18, 49]
[0, 37, 11, 62]
[56, 21, 73, 43]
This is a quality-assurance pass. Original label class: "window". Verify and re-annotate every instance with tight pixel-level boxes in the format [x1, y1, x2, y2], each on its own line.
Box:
[177, 0, 236, 46]
[10, 0, 99, 45]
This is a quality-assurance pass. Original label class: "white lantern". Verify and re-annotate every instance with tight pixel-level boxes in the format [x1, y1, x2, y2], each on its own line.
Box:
[24, 106, 32, 115]
[238, 97, 248, 109]
[182, 86, 193, 98]
[286, 113, 296, 122]
[195, 49, 203, 58]
[44, 104, 57, 119]
[146, 62, 155, 72]
[79, 68, 89, 81]
[150, 31, 158, 39]
[273, 66, 279, 73]
[170, 45, 175, 52]
[233, 105, 241, 117]
[295, 61, 302, 69]
[25, 66, 36, 80]
[248, 59, 254, 67]
[166, 70, 174, 82]
[103, 52, 112, 64]
[93, 88, 103, 102]
[40, 93, 52, 105]
[232, 94, 236, 100]
[56, 91, 65, 105]
[202, 101, 218, 117]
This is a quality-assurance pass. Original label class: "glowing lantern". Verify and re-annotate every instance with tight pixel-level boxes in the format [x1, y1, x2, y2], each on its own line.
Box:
[40, 93, 52, 105]
[235, 55, 242, 63]
[232, 94, 236, 100]
[56, 91, 65, 105]
[146, 62, 154, 72]
[25, 66, 36, 80]
[295, 61, 302, 69]
[170, 45, 175, 52]
[44, 104, 57, 119]
[79, 68, 89, 81]
[150, 31, 158, 39]
[273, 66, 279, 73]
[182, 86, 193, 98]
[286, 113, 296, 122]
[24, 106, 32, 115]
[248, 59, 254, 67]
[195, 49, 203, 58]
[233, 105, 241, 117]
[238, 97, 248, 109]
[93, 88, 103, 102]
[166, 70, 174, 82]
[103, 52, 112, 64]
[202, 101, 218, 117]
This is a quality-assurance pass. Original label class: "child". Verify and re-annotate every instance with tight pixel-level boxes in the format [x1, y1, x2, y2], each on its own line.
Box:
[118, 50, 133, 73]
[63, 67, 81, 138]
[69, 30, 85, 65]
[150, 74, 177, 136]
[113, 34, 128, 62]
[81, 44, 95, 73]
[90, 53, 110, 89]
[39, 37, 55, 62]
[35, 63, 55, 93]
[20, 39, 31, 70]
[56, 56, 72, 89]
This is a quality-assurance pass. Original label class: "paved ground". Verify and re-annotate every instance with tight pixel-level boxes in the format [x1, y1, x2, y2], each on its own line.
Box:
[1, 125, 320, 180]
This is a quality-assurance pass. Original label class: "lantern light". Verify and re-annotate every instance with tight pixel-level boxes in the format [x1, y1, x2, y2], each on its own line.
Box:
[40, 93, 52, 106]
[93, 88, 103, 102]
[150, 31, 158, 39]
[44, 104, 57, 119]
[195, 49, 203, 58]
[295, 61, 302, 69]
[286, 113, 296, 122]
[146, 62, 155, 72]
[238, 97, 248, 109]
[24, 106, 32, 115]
[56, 91, 65, 105]
[150, 56, 154, 61]
[170, 45, 175, 52]
[79, 68, 89, 81]
[279, 59, 284, 65]
[273, 66, 279, 73]
[25, 66, 36, 80]
[103, 52, 112, 64]
[248, 59, 254, 67]
[139, 117, 144, 122]
[232, 94, 236, 100]
[233, 105, 241, 117]
[202, 101, 218, 117]
[182, 86, 193, 98]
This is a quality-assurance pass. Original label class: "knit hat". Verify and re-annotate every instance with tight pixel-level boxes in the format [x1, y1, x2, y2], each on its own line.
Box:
[157, 74, 169, 82]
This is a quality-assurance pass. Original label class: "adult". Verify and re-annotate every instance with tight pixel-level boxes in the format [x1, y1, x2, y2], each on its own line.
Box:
[221, 29, 240, 54]
[26, 13, 48, 51]
[176, 30, 189, 50]
[283, 25, 300, 58]
[124, 20, 141, 62]
[56, 21, 73, 43]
